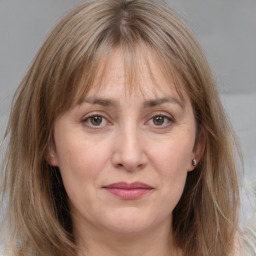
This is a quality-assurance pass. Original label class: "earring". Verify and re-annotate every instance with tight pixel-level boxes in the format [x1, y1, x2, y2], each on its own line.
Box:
[192, 159, 197, 166]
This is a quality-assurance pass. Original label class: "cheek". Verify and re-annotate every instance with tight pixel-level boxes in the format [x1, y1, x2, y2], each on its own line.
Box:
[55, 139, 113, 218]
[148, 134, 194, 203]
[150, 136, 193, 175]
[55, 137, 112, 197]
[57, 135, 110, 172]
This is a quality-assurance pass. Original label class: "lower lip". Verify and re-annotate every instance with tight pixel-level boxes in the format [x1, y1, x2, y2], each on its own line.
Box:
[104, 188, 152, 200]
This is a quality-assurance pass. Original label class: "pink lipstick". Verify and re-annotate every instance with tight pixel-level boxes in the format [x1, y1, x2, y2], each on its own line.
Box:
[103, 182, 153, 200]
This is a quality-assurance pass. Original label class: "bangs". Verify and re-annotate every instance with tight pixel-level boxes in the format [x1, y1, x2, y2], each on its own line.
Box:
[47, 0, 192, 116]
[72, 40, 187, 108]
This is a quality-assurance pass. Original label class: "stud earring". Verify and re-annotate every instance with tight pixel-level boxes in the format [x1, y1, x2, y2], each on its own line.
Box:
[192, 159, 197, 166]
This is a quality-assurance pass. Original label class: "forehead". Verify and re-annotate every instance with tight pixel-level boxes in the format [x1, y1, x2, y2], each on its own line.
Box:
[81, 46, 187, 102]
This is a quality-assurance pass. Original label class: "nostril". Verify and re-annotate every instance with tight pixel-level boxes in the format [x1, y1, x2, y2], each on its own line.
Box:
[138, 163, 145, 169]
[114, 161, 146, 172]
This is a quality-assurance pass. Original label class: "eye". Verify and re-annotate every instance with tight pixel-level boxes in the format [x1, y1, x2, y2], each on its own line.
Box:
[152, 116, 166, 126]
[147, 114, 173, 128]
[82, 114, 108, 128]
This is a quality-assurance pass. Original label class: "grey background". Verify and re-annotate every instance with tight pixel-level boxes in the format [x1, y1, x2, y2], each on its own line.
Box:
[0, 0, 255, 251]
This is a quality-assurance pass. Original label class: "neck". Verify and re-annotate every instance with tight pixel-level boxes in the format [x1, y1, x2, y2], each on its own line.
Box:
[74, 220, 181, 256]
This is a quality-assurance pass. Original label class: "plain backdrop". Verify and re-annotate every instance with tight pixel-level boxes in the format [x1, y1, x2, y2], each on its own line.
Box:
[0, 0, 256, 251]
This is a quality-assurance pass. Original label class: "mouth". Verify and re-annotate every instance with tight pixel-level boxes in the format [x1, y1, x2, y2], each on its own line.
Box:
[102, 182, 153, 200]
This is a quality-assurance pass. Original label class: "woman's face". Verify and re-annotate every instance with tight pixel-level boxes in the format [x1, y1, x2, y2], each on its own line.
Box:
[49, 48, 203, 238]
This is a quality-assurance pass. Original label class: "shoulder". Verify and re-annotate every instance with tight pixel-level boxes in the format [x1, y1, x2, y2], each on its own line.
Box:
[242, 180, 256, 255]
[232, 233, 243, 256]
[243, 213, 256, 256]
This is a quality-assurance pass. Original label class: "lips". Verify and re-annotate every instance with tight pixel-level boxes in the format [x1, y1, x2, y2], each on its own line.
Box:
[103, 182, 153, 200]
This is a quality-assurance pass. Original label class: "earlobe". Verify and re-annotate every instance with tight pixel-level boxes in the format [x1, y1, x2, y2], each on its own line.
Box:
[192, 158, 197, 166]
[45, 147, 59, 167]
[189, 128, 205, 171]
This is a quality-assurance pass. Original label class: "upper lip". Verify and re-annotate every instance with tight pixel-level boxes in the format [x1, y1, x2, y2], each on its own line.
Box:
[103, 182, 153, 189]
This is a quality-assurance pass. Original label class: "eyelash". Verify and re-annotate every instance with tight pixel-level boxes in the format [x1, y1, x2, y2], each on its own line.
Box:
[81, 112, 174, 129]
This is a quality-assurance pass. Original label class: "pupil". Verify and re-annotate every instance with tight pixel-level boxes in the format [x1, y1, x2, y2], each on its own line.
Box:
[153, 116, 164, 125]
[91, 116, 102, 125]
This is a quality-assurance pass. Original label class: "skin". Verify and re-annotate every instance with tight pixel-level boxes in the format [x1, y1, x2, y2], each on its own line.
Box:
[48, 48, 204, 256]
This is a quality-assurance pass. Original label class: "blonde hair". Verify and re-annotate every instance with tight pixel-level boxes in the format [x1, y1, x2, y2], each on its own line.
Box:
[1, 0, 240, 255]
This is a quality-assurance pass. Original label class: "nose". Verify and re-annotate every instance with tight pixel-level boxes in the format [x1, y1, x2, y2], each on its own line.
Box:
[111, 127, 147, 172]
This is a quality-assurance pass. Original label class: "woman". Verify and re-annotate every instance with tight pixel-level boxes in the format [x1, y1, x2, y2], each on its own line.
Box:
[1, 0, 241, 255]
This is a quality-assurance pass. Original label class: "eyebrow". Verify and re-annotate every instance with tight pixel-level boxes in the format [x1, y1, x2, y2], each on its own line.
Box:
[143, 97, 184, 109]
[84, 98, 118, 107]
[83, 96, 184, 108]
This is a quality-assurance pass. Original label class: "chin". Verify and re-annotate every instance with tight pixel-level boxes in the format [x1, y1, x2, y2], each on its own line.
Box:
[100, 208, 159, 234]
[104, 222, 151, 235]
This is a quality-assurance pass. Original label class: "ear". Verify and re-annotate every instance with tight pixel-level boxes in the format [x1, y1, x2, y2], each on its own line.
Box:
[45, 146, 59, 167]
[188, 127, 205, 172]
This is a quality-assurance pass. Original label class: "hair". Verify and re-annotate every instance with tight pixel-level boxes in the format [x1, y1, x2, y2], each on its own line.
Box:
[1, 0, 240, 255]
